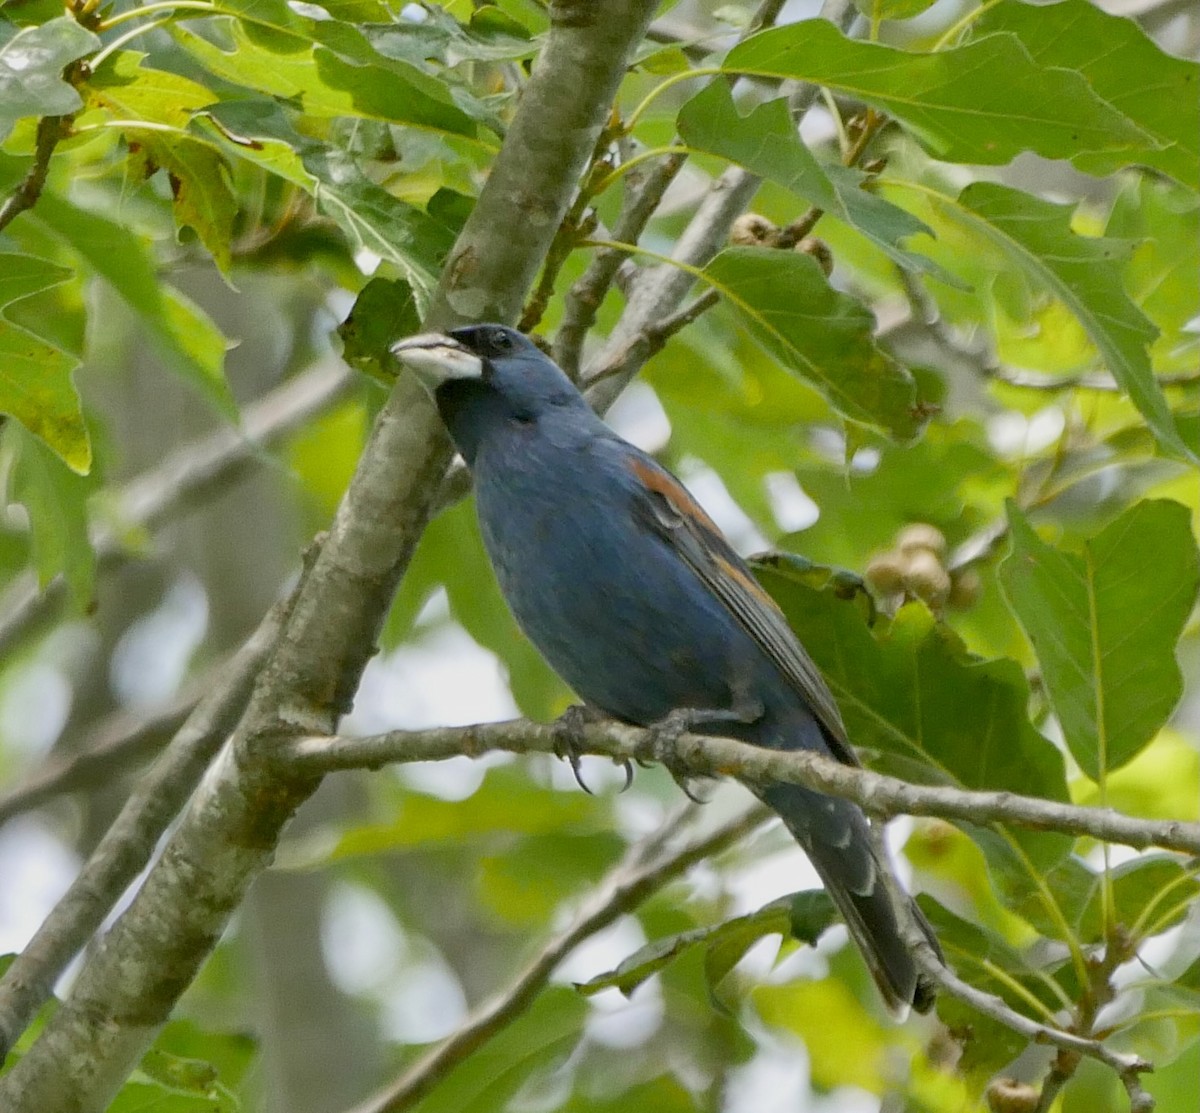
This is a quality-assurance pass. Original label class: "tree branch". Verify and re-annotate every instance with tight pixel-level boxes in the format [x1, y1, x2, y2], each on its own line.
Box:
[0, 598, 287, 1062]
[0, 115, 70, 234]
[286, 718, 1200, 856]
[583, 0, 858, 412]
[0, 666, 206, 825]
[0, 5, 662, 1108]
[345, 804, 769, 1113]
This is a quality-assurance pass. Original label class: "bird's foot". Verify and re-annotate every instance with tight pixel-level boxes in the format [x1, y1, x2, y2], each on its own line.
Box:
[642, 705, 762, 805]
[551, 705, 635, 794]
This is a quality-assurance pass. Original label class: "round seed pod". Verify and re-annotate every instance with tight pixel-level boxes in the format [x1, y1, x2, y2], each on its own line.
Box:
[795, 236, 833, 277]
[730, 213, 778, 246]
[865, 554, 907, 595]
[904, 549, 951, 608]
[897, 522, 947, 558]
[986, 1078, 1039, 1113]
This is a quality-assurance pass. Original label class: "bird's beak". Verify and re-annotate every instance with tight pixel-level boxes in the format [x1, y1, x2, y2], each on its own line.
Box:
[390, 332, 484, 390]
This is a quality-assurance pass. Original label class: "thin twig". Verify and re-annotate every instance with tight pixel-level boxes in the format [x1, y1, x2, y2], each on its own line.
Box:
[582, 287, 721, 392]
[553, 152, 688, 378]
[287, 718, 1200, 856]
[916, 951, 1152, 1099]
[343, 804, 769, 1113]
[519, 111, 623, 336]
[0, 669, 210, 825]
[993, 367, 1200, 393]
[0, 115, 71, 234]
[552, 0, 797, 379]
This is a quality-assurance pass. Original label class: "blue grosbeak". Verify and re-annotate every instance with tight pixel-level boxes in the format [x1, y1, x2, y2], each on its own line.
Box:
[393, 324, 939, 1012]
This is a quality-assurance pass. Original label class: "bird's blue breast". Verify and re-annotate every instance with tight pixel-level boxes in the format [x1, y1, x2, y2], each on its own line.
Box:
[471, 419, 757, 726]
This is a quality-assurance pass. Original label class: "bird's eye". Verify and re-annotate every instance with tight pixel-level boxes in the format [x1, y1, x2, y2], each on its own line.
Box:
[490, 329, 512, 351]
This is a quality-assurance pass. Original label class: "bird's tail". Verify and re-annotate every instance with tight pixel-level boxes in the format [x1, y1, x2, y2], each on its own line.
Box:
[761, 781, 941, 1014]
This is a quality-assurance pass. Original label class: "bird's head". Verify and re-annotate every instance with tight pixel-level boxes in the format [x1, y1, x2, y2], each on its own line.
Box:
[391, 324, 589, 461]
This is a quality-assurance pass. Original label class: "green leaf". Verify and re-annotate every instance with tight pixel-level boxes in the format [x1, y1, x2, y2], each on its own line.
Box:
[724, 20, 1152, 165]
[750, 566, 1071, 874]
[79, 53, 236, 268]
[976, 0, 1200, 188]
[1106, 181, 1200, 375]
[0, 321, 90, 474]
[1000, 501, 1200, 780]
[576, 894, 833, 1000]
[202, 99, 455, 307]
[408, 987, 585, 1113]
[701, 247, 921, 439]
[944, 182, 1191, 461]
[0, 252, 72, 308]
[0, 17, 98, 140]
[918, 895, 1067, 1077]
[9, 424, 94, 603]
[82, 51, 214, 126]
[0, 256, 89, 473]
[1082, 856, 1200, 940]
[173, 21, 481, 137]
[34, 194, 233, 415]
[336, 276, 421, 382]
[676, 82, 943, 278]
[129, 132, 238, 273]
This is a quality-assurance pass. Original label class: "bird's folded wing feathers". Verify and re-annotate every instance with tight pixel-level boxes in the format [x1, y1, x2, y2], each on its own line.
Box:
[623, 453, 859, 768]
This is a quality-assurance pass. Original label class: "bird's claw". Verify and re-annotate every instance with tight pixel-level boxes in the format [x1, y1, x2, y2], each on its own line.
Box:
[645, 708, 719, 805]
[552, 705, 595, 794]
[551, 705, 636, 795]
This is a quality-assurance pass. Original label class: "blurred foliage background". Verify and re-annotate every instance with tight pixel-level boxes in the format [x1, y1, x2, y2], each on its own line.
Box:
[0, 0, 1197, 1110]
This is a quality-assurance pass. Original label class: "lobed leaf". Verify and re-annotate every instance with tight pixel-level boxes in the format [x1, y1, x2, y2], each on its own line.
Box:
[976, 0, 1200, 188]
[0, 17, 98, 140]
[0, 253, 89, 474]
[724, 19, 1153, 166]
[677, 82, 945, 279]
[701, 247, 921, 439]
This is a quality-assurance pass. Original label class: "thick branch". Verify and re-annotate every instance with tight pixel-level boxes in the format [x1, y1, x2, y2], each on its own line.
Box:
[287, 718, 1200, 856]
[0, 6, 661, 1108]
[0, 600, 285, 1062]
[347, 804, 769, 1113]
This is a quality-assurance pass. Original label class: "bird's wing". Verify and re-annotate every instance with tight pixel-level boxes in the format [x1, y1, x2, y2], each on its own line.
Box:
[622, 451, 859, 767]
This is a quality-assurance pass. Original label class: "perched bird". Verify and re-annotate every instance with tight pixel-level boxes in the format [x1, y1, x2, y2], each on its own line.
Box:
[393, 323, 940, 1012]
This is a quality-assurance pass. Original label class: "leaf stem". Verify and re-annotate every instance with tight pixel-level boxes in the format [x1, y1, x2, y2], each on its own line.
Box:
[625, 67, 720, 132]
[930, 0, 1005, 50]
[96, 0, 217, 31]
[588, 145, 693, 196]
[90, 17, 173, 69]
